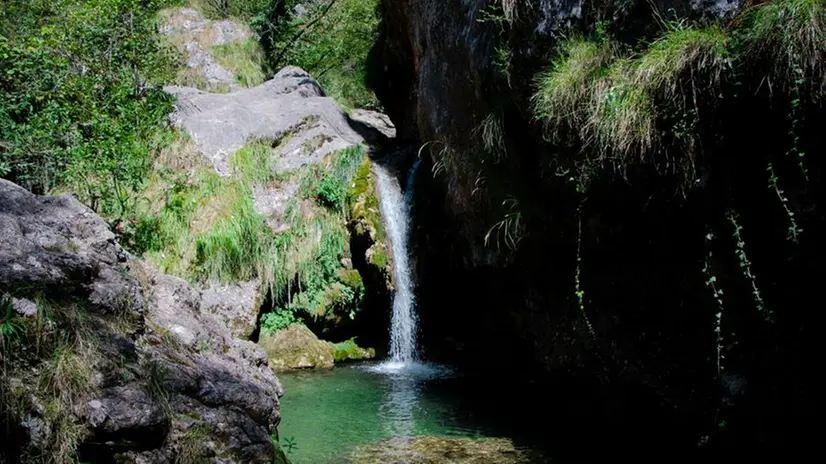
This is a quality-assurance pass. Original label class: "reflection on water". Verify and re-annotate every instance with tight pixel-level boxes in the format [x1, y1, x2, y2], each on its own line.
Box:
[381, 373, 417, 440]
[277, 361, 521, 464]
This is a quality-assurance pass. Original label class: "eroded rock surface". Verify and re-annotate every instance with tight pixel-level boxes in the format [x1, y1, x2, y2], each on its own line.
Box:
[0, 179, 282, 463]
[167, 66, 384, 176]
[259, 324, 335, 371]
[160, 7, 252, 92]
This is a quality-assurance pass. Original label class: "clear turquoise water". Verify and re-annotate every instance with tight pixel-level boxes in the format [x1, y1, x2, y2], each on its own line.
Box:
[276, 362, 533, 463]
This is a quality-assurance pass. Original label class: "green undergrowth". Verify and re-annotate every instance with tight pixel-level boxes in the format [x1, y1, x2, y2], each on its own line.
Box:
[129, 138, 372, 336]
[260, 145, 372, 335]
[330, 338, 375, 362]
[213, 38, 269, 88]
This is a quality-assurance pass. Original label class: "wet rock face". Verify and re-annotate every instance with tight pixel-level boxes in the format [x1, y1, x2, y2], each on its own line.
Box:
[0, 180, 282, 463]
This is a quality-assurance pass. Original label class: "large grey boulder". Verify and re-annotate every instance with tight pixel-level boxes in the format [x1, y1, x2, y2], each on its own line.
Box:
[166, 66, 372, 175]
[0, 180, 282, 463]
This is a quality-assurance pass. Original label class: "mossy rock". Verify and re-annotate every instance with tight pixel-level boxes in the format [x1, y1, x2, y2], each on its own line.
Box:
[347, 157, 385, 241]
[258, 324, 334, 371]
[350, 436, 542, 463]
[329, 338, 376, 363]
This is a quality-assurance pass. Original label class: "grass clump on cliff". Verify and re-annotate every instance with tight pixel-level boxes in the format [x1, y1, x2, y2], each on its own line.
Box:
[744, 0, 826, 99]
[533, 23, 730, 182]
[194, 185, 276, 284]
[0, 296, 106, 462]
[533, 38, 616, 137]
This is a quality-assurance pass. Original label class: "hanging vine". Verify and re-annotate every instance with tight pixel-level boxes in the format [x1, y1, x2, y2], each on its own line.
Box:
[727, 209, 772, 322]
[766, 163, 802, 244]
[702, 230, 725, 380]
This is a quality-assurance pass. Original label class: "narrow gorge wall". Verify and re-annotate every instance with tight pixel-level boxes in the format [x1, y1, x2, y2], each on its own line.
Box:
[370, 0, 822, 456]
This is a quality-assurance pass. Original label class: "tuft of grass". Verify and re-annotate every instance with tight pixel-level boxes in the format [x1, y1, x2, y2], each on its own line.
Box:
[40, 343, 95, 405]
[474, 113, 507, 162]
[36, 339, 98, 463]
[634, 23, 730, 103]
[213, 39, 269, 88]
[143, 357, 172, 418]
[533, 38, 616, 137]
[175, 424, 212, 464]
[194, 190, 277, 285]
[745, 0, 826, 99]
[40, 398, 84, 464]
[534, 23, 730, 184]
[485, 197, 525, 251]
[590, 59, 657, 160]
[230, 141, 277, 186]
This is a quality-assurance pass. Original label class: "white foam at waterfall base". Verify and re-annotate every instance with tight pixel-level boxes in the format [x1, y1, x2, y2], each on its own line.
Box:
[374, 160, 421, 366]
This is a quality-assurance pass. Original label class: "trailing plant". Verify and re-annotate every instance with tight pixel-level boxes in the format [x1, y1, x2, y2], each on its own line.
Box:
[702, 230, 725, 380]
[727, 210, 772, 322]
[766, 163, 802, 243]
[574, 201, 597, 342]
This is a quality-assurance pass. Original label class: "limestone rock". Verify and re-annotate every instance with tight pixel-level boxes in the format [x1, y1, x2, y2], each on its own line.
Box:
[159, 7, 252, 92]
[259, 324, 335, 371]
[166, 66, 373, 176]
[201, 279, 264, 339]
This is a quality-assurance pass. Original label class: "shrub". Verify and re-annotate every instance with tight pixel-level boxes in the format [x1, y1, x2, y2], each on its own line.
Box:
[0, 0, 177, 219]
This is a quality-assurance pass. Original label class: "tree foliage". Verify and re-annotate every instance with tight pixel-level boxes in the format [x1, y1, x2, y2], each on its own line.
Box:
[0, 0, 178, 218]
[251, 0, 381, 109]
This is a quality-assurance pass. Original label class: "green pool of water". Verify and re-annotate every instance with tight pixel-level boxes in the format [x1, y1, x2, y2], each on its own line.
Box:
[276, 362, 539, 463]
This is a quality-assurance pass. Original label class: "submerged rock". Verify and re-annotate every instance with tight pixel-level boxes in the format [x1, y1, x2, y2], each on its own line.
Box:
[259, 324, 335, 371]
[350, 436, 542, 464]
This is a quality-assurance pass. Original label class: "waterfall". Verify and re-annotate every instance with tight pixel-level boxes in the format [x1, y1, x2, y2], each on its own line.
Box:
[375, 160, 420, 364]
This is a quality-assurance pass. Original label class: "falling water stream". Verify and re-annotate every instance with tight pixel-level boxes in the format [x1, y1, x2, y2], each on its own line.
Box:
[375, 159, 421, 364]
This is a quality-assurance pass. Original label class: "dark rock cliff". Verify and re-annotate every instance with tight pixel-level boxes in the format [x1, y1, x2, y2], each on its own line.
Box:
[370, 0, 821, 458]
